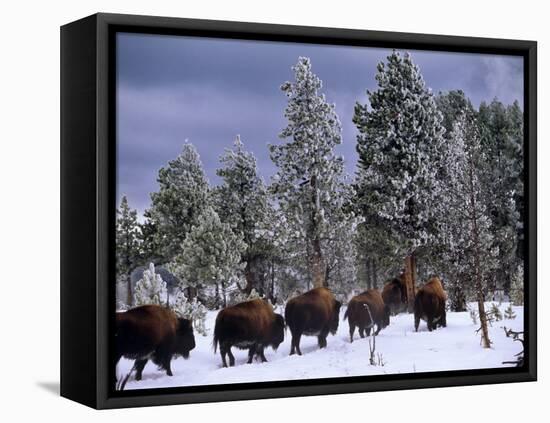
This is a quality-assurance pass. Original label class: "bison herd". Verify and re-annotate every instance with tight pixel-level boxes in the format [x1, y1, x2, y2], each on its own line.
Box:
[115, 277, 448, 383]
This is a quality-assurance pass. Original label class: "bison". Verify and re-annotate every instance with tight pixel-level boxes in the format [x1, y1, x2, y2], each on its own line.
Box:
[213, 299, 285, 367]
[285, 287, 342, 356]
[344, 289, 390, 342]
[115, 305, 196, 381]
[381, 277, 407, 315]
[414, 276, 447, 332]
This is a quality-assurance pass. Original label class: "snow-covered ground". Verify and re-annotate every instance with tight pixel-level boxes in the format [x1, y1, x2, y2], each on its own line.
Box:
[117, 302, 524, 390]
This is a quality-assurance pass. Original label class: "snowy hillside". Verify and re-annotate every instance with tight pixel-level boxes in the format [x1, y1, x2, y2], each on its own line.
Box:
[117, 302, 524, 390]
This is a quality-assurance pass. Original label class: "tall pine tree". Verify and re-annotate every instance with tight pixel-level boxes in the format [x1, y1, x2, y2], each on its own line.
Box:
[214, 136, 273, 295]
[353, 51, 445, 310]
[116, 195, 141, 306]
[143, 142, 210, 264]
[270, 56, 345, 288]
[446, 112, 495, 348]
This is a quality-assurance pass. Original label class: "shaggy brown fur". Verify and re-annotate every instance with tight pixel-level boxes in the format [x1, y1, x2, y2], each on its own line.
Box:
[213, 299, 285, 367]
[115, 305, 195, 381]
[285, 287, 342, 356]
[344, 289, 390, 342]
[381, 277, 407, 315]
[414, 277, 447, 332]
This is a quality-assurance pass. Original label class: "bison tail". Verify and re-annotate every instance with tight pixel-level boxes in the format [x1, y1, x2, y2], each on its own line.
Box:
[212, 332, 218, 353]
[212, 317, 221, 353]
[414, 290, 423, 313]
[284, 302, 293, 328]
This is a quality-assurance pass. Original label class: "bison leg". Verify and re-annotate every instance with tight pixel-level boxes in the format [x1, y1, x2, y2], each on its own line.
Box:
[414, 314, 420, 332]
[374, 325, 382, 336]
[441, 312, 447, 328]
[365, 327, 371, 337]
[349, 324, 356, 343]
[164, 357, 173, 376]
[290, 332, 303, 356]
[247, 345, 256, 364]
[358, 327, 365, 338]
[318, 328, 329, 349]
[220, 345, 228, 368]
[258, 345, 268, 363]
[427, 318, 434, 332]
[227, 347, 236, 367]
[134, 358, 148, 381]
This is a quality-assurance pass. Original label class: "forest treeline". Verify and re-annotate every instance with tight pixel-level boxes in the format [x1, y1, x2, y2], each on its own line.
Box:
[116, 51, 524, 325]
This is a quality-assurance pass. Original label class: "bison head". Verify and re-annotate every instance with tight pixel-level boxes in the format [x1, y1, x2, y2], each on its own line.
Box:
[175, 318, 196, 359]
[270, 314, 285, 350]
[330, 300, 342, 335]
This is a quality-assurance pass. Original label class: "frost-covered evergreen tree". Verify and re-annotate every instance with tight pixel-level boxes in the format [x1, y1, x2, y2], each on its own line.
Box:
[169, 206, 246, 308]
[171, 290, 208, 336]
[510, 265, 524, 306]
[134, 262, 168, 306]
[436, 90, 475, 138]
[445, 112, 496, 348]
[504, 303, 516, 320]
[143, 142, 210, 263]
[324, 181, 360, 299]
[116, 195, 141, 306]
[270, 56, 345, 288]
[478, 100, 524, 293]
[214, 135, 273, 295]
[431, 91, 478, 311]
[353, 51, 446, 310]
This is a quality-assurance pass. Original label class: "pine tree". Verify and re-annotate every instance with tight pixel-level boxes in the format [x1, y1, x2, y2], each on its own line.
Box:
[144, 142, 210, 263]
[510, 265, 524, 306]
[353, 51, 446, 310]
[446, 112, 495, 348]
[116, 195, 141, 306]
[324, 181, 360, 299]
[477, 100, 523, 294]
[169, 206, 246, 308]
[436, 90, 475, 138]
[270, 56, 345, 288]
[489, 303, 503, 322]
[171, 290, 208, 336]
[432, 90, 477, 311]
[504, 303, 516, 320]
[134, 262, 168, 306]
[214, 135, 273, 295]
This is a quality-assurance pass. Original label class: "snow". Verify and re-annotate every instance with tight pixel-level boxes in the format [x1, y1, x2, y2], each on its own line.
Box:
[117, 302, 523, 390]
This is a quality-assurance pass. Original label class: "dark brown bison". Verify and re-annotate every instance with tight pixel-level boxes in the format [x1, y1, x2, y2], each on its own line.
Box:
[414, 276, 447, 332]
[115, 305, 196, 381]
[381, 277, 407, 315]
[285, 287, 342, 355]
[213, 299, 285, 367]
[344, 289, 390, 342]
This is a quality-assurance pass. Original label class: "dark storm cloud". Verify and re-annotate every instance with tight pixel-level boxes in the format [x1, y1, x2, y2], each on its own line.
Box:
[116, 33, 523, 216]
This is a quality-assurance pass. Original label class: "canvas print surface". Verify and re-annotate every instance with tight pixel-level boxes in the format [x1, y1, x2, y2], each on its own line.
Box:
[114, 32, 525, 391]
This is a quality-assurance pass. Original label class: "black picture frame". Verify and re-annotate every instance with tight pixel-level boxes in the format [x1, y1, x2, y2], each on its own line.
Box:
[60, 12, 537, 409]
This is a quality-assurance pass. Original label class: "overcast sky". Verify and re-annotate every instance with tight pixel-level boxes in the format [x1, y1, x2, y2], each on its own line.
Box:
[116, 32, 524, 216]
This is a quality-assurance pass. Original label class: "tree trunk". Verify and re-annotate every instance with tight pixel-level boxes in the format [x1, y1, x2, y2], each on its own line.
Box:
[311, 237, 326, 288]
[309, 173, 326, 289]
[371, 258, 378, 290]
[244, 257, 261, 295]
[270, 259, 276, 303]
[221, 279, 227, 308]
[126, 275, 133, 307]
[403, 253, 416, 313]
[468, 158, 491, 348]
[365, 256, 371, 289]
